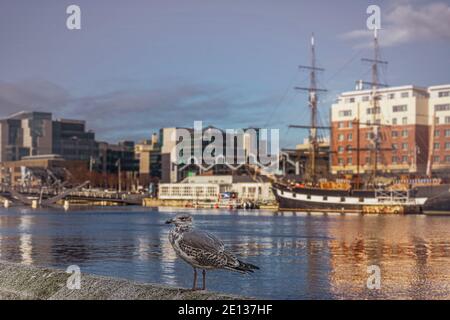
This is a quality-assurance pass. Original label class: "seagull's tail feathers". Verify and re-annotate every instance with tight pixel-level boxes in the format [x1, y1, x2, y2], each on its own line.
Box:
[224, 255, 260, 274]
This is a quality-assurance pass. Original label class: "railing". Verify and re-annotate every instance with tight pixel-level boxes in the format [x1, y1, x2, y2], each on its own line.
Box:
[375, 189, 410, 203]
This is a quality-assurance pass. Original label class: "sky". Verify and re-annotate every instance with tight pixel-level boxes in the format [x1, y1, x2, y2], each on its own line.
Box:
[1, 0, 449, 147]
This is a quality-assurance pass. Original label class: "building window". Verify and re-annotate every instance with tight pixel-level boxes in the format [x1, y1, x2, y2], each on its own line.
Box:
[347, 145, 352, 154]
[402, 156, 408, 163]
[347, 158, 353, 165]
[435, 117, 440, 125]
[434, 143, 440, 150]
[401, 92, 409, 98]
[435, 130, 440, 137]
[348, 121, 353, 128]
[392, 131, 398, 138]
[392, 144, 398, 150]
[392, 118, 397, 125]
[446, 142, 450, 150]
[438, 91, 450, 98]
[345, 97, 355, 103]
[435, 104, 450, 111]
[338, 134, 345, 141]
[445, 116, 450, 124]
[388, 93, 395, 99]
[367, 107, 381, 114]
[393, 105, 408, 112]
[338, 158, 344, 165]
[402, 143, 408, 150]
[392, 156, 398, 164]
[362, 96, 369, 102]
[339, 110, 352, 117]
[446, 156, 450, 163]
[401, 130, 408, 137]
[348, 133, 353, 141]
[445, 129, 450, 137]
[433, 156, 440, 163]
[338, 146, 344, 153]
[338, 122, 344, 129]
[402, 117, 408, 125]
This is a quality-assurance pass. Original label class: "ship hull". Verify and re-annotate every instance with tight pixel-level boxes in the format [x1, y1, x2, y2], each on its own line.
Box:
[416, 184, 450, 214]
[272, 184, 426, 214]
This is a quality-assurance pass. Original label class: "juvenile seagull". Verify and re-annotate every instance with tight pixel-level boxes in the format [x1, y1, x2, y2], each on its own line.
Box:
[166, 213, 259, 290]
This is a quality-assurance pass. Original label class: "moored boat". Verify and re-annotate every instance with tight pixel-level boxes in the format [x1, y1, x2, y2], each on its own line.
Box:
[272, 183, 427, 214]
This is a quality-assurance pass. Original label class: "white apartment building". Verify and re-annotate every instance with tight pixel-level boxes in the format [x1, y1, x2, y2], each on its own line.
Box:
[330, 84, 450, 175]
[428, 84, 450, 172]
[158, 175, 275, 202]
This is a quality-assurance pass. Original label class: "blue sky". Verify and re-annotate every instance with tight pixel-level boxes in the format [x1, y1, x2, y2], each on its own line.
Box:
[1, 0, 449, 147]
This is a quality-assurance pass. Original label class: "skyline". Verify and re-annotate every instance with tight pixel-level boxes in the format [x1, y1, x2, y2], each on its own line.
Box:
[1, 0, 450, 147]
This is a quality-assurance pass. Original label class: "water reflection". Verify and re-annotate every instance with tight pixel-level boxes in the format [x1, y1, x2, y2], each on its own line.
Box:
[19, 233, 33, 265]
[327, 215, 450, 299]
[0, 207, 450, 299]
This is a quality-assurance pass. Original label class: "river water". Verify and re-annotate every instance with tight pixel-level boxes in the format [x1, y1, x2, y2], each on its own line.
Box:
[1, 206, 450, 299]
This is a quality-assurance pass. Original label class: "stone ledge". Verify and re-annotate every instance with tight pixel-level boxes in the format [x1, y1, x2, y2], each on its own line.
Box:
[0, 260, 244, 300]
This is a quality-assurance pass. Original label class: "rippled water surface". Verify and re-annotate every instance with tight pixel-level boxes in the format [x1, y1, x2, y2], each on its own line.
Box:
[1, 206, 450, 299]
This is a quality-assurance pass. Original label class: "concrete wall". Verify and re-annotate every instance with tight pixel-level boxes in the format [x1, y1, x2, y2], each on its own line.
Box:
[0, 260, 243, 300]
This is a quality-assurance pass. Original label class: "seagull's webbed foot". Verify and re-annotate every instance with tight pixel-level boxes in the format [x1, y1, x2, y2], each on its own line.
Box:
[191, 287, 203, 291]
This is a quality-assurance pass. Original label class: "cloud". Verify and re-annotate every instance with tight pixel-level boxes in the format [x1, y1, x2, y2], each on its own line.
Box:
[0, 79, 70, 115]
[341, 1, 450, 47]
[0, 79, 277, 142]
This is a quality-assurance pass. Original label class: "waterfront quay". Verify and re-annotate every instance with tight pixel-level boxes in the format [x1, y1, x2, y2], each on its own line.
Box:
[0, 260, 242, 300]
[0, 186, 148, 208]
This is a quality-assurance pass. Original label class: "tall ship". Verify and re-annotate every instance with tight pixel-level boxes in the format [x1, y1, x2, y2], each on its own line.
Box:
[272, 30, 450, 214]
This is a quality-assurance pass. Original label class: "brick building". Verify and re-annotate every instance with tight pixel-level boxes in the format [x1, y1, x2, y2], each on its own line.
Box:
[331, 84, 450, 176]
[428, 84, 450, 174]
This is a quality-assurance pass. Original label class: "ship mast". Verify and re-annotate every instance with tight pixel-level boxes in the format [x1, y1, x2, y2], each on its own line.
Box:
[290, 34, 327, 182]
[426, 109, 436, 177]
[361, 29, 388, 183]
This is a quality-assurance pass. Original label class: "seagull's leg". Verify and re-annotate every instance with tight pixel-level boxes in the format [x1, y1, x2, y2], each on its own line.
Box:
[192, 267, 198, 290]
[202, 270, 206, 290]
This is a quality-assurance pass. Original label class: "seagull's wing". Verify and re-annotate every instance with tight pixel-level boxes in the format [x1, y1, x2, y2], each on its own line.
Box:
[180, 229, 225, 253]
[179, 229, 259, 272]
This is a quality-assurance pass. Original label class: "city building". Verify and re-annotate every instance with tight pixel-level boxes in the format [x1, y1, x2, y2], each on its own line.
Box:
[0, 111, 98, 164]
[159, 125, 273, 183]
[330, 84, 446, 175]
[279, 138, 330, 179]
[0, 154, 87, 187]
[134, 133, 162, 185]
[158, 175, 275, 202]
[428, 84, 450, 174]
[0, 111, 53, 162]
[98, 141, 139, 174]
[52, 118, 98, 161]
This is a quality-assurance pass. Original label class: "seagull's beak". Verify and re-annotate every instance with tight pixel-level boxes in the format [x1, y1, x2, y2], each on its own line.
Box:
[165, 218, 174, 224]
